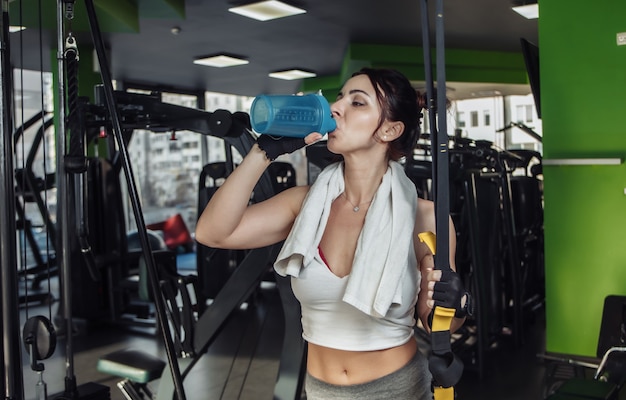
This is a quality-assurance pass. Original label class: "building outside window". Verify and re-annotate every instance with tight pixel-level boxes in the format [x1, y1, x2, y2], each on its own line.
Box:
[470, 111, 479, 127]
[526, 105, 533, 123]
[457, 111, 466, 128]
[516, 104, 535, 124]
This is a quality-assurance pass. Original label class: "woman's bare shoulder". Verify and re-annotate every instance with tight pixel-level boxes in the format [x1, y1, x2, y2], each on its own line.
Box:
[417, 197, 434, 212]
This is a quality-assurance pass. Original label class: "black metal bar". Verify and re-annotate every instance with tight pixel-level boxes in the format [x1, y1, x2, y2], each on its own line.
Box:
[1, 3, 26, 399]
[496, 122, 543, 144]
[463, 173, 486, 379]
[55, 0, 78, 394]
[273, 274, 307, 400]
[499, 163, 524, 348]
[82, 1, 186, 399]
[192, 245, 279, 356]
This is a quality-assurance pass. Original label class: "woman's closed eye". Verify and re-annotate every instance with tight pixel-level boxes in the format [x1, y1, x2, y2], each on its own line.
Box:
[347, 93, 370, 107]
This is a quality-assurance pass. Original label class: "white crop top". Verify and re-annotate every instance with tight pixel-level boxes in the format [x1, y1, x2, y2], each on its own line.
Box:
[291, 249, 419, 351]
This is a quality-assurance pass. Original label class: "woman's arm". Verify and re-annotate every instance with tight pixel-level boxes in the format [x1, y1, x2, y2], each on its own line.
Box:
[195, 143, 309, 250]
[414, 199, 466, 334]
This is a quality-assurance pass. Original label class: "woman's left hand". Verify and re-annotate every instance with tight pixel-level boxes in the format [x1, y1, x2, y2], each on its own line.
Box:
[426, 268, 469, 318]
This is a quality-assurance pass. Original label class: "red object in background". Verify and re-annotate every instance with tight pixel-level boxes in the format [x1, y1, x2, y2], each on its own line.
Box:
[146, 213, 193, 252]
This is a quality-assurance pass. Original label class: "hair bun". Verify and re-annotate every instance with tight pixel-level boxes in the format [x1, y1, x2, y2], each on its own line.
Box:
[416, 91, 428, 111]
[415, 90, 451, 112]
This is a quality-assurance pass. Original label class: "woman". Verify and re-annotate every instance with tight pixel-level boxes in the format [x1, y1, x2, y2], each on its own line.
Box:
[196, 68, 468, 399]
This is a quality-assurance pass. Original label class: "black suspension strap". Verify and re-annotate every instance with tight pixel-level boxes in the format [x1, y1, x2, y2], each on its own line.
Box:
[419, 0, 464, 398]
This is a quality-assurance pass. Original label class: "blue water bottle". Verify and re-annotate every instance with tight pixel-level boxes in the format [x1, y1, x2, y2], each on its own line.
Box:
[250, 93, 336, 138]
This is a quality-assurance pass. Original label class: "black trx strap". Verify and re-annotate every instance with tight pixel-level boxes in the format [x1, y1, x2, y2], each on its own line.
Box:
[419, 0, 464, 398]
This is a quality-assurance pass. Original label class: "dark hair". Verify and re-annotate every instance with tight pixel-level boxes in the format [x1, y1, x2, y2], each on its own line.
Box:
[351, 68, 426, 161]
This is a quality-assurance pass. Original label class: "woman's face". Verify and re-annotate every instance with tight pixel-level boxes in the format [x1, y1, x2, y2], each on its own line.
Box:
[327, 74, 385, 155]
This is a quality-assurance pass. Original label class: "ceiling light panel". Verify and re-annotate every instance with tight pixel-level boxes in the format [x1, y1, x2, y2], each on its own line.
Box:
[269, 69, 317, 80]
[193, 55, 249, 68]
[229, 1, 306, 21]
[512, 4, 539, 19]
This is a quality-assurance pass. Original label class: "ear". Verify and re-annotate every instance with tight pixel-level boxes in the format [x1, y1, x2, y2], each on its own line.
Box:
[382, 121, 405, 141]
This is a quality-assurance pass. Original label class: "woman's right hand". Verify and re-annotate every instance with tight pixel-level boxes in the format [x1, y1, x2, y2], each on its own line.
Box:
[256, 132, 323, 161]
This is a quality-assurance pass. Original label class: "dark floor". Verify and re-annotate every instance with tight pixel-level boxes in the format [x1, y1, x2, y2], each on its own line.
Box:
[15, 257, 624, 400]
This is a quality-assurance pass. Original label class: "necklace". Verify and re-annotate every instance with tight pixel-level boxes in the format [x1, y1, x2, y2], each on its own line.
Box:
[342, 192, 373, 212]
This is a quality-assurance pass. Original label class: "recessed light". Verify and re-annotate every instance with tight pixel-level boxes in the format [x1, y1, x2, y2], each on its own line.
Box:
[269, 69, 316, 80]
[229, 1, 306, 21]
[9, 26, 26, 33]
[512, 4, 539, 19]
[193, 55, 249, 68]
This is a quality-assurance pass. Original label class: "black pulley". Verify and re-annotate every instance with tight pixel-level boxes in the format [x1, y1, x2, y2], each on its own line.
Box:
[231, 111, 252, 131]
[209, 109, 250, 138]
[209, 109, 234, 137]
[22, 315, 57, 371]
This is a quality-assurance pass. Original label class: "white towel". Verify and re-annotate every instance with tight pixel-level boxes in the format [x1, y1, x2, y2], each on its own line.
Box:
[274, 160, 418, 318]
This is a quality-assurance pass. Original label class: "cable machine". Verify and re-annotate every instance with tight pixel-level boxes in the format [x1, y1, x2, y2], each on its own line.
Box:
[3, 1, 67, 399]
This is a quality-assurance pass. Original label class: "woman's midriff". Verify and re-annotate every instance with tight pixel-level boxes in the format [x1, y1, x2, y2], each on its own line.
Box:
[306, 338, 418, 385]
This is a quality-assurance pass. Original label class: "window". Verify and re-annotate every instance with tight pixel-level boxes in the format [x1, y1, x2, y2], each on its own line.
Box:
[470, 111, 478, 127]
[457, 112, 466, 128]
[516, 105, 525, 123]
[526, 105, 533, 123]
[484, 110, 491, 127]
[517, 104, 534, 123]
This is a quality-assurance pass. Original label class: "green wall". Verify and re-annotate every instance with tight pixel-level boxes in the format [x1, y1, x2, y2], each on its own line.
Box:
[541, 0, 626, 356]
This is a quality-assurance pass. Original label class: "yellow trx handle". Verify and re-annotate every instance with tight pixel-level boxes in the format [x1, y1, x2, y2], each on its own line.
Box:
[433, 386, 455, 400]
[418, 231, 437, 254]
[418, 232, 457, 399]
[418, 231, 457, 332]
[417, 232, 456, 332]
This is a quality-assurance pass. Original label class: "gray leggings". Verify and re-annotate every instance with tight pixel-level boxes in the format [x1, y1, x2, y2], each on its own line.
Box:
[304, 350, 432, 400]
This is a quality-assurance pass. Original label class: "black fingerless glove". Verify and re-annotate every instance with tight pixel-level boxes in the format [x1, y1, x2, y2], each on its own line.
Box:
[433, 269, 473, 318]
[256, 134, 307, 161]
